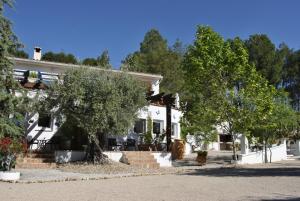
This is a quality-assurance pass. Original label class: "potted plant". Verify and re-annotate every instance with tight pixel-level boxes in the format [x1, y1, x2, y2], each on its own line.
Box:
[196, 150, 208, 165]
[0, 137, 25, 181]
[28, 71, 39, 83]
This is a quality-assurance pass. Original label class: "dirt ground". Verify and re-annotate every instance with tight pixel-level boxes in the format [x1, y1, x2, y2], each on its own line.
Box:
[1, 154, 300, 201]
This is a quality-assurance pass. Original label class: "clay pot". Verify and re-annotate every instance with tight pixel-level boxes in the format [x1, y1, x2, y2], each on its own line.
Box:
[172, 139, 185, 160]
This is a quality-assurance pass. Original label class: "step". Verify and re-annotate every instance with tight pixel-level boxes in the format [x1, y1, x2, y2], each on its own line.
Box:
[122, 151, 160, 169]
[125, 156, 155, 161]
[126, 159, 156, 163]
[130, 163, 159, 169]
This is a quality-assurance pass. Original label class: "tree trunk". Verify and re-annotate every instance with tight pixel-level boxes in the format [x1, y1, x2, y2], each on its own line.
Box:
[86, 135, 109, 164]
[264, 137, 268, 163]
[268, 146, 272, 163]
[231, 132, 237, 161]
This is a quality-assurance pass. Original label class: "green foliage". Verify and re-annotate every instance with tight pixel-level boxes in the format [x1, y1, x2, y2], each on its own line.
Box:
[40, 67, 147, 150]
[96, 50, 112, 69]
[252, 91, 297, 143]
[29, 71, 38, 78]
[82, 58, 98, 66]
[245, 34, 284, 86]
[121, 29, 185, 94]
[82, 50, 112, 69]
[42, 51, 78, 64]
[182, 26, 277, 159]
[144, 115, 153, 144]
[0, 0, 25, 139]
[9, 49, 29, 59]
[0, 137, 25, 171]
[281, 48, 300, 110]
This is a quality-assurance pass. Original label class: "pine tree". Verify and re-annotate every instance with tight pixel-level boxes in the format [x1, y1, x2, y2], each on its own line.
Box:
[0, 0, 24, 138]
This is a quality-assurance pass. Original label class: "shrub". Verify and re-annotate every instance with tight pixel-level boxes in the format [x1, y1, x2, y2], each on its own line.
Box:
[0, 137, 26, 171]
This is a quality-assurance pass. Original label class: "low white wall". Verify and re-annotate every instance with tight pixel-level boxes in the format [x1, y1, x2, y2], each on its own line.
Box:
[237, 143, 287, 165]
[151, 152, 172, 167]
[103, 152, 123, 162]
[55, 150, 86, 163]
[55, 150, 172, 167]
[55, 151, 124, 163]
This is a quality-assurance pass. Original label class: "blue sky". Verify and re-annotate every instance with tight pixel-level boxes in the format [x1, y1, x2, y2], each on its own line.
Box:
[6, 0, 300, 68]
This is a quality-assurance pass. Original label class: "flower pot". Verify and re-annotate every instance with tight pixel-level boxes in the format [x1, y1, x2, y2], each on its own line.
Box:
[0, 171, 20, 181]
[172, 139, 185, 160]
[196, 151, 208, 166]
[28, 77, 38, 83]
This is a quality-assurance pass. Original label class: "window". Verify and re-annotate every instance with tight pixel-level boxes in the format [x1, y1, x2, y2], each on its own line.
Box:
[134, 119, 146, 134]
[220, 134, 232, 142]
[171, 123, 178, 136]
[38, 113, 52, 128]
[153, 120, 163, 135]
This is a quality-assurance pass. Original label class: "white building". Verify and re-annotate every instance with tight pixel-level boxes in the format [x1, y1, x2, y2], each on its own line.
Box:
[11, 49, 182, 151]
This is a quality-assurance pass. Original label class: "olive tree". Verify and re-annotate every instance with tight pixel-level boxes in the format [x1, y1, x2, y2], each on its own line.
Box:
[41, 67, 147, 163]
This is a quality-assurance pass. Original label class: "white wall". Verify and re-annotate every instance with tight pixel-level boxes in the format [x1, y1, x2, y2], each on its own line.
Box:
[237, 142, 287, 165]
[151, 152, 172, 167]
[137, 105, 182, 139]
[54, 150, 171, 167]
[55, 151, 123, 163]
[104, 152, 123, 162]
[55, 150, 86, 163]
[27, 113, 59, 150]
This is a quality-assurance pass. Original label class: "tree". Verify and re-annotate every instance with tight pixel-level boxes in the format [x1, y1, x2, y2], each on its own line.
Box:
[252, 91, 297, 163]
[96, 50, 112, 69]
[282, 48, 300, 110]
[82, 58, 97, 66]
[42, 51, 78, 64]
[0, 0, 25, 139]
[245, 34, 283, 86]
[182, 26, 276, 160]
[82, 50, 112, 69]
[9, 49, 29, 59]
[40, 67, 147, 163]
[121, 29, 185, 94]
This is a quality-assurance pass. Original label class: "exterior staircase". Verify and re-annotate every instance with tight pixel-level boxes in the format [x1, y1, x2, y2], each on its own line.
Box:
[122, 151, 160, 169]
[16, 152, 56, 169]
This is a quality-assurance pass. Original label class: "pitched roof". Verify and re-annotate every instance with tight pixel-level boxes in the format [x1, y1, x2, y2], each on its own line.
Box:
[10, 57, 163, 83]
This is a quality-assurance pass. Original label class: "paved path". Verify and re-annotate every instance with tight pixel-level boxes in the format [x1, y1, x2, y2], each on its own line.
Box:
[1, 157, 300, 201]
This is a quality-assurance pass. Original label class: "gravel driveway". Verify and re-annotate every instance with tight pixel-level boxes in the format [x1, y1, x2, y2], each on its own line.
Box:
[1, 153, 300, 201]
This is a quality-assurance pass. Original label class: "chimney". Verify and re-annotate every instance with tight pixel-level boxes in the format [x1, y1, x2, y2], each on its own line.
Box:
[33, 47, 42, 61]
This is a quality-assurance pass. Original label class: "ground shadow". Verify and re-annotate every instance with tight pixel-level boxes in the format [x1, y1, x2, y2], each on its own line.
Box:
[183, 166, 300, 177]
[260, 198, 300, 201]
[173, 153, 231, 167]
